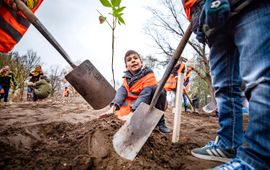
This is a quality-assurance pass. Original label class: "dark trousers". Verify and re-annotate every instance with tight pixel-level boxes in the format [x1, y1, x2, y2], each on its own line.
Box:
[0, 86, 10, 102]
[148, 88, 167, 126]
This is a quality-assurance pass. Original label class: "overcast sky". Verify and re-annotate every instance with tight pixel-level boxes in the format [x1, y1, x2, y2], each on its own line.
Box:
[14, 0, 189, 83]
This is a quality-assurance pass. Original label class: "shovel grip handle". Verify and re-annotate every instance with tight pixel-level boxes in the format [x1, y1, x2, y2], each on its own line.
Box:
[150, 24, 192, 108]
[15, 0, 76, 68]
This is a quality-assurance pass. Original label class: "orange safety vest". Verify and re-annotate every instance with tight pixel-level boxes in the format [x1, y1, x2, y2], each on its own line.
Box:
[182, 0, 197, 21]
[164, 63, 185, 92]
[116, 73, 157, 119]
[0, 0, 43, 53]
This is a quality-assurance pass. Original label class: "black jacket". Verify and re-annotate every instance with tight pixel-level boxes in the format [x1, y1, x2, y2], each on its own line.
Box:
[0, 72, 16, 88]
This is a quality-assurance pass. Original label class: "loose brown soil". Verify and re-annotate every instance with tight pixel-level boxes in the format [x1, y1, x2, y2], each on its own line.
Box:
[0, 97, 247, 170]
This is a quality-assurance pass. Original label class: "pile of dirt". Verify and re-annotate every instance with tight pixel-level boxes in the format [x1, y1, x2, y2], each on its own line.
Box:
[0, 113, 220, 170]
[1, 99, 232, 169]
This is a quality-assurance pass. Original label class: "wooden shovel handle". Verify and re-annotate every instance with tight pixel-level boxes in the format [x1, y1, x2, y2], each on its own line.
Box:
[150, 24, 192, 108]
[15, 0, 76, 68]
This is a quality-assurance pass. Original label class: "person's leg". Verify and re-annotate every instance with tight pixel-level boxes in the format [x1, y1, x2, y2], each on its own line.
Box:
[232, 2, 270, 169]
[191, 22, 243, 162]
[155, 90, 171, 133]
[3, 87, 10, 102]
[183, 94, 188, 112]
[210, 36, 243, 153]
[32, 90, 38, 101]
[27, 87, 32, 101]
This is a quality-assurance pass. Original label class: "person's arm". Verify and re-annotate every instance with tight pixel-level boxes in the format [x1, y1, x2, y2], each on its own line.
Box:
[99, 85, 127, 119]
[33, 79, 43, 88]
[111, 85, 127, 110]
[131, 86, 153, 112]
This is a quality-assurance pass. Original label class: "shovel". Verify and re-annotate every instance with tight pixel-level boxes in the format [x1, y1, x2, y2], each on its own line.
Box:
[113, 24, 192, 160]
[183, 89, 195, 112]
[172, 66, 185, 143]
[203, 101, 217, 113]
[15, 0, 115, 109]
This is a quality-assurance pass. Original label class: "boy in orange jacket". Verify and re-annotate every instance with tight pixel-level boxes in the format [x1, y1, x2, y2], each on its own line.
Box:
[110, 50, 171, 133]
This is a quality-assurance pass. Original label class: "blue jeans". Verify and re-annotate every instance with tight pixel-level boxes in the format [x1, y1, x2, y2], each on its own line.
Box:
[208, 1, 270, 169]
[183, 94, 188, 111]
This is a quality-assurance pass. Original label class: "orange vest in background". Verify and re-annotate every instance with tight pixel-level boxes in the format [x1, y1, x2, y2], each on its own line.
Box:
[183, 70, 191, 94]
[116, 73, 157, 119]
[164, 63, 185, 92]
[0, 0, 43, 53]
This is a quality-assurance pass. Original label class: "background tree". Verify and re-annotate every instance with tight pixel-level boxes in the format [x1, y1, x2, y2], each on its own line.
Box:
[47, 65, 66, 96]
[0, 50, 41, 101]
[141, 55, 160, 69]
[144, 0, 214, 106]
[98, 0, 126, 89]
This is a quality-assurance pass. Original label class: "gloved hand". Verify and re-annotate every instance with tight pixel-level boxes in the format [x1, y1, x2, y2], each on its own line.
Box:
[3, 0, 38, 11]
[203, 0, 231, 29]
[25, 0, 39, 9]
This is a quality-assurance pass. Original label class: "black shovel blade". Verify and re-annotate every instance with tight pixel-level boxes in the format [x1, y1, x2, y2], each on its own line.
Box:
[113, 102, 163, 160]
[65, 60, 115, 110]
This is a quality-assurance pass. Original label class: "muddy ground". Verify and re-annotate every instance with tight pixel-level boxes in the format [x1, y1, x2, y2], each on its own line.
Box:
[0, 97, 247, 170]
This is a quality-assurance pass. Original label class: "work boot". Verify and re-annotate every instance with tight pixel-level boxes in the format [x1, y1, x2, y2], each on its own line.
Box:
[157, 115, 171, 133]
[158, 123, 172, 133]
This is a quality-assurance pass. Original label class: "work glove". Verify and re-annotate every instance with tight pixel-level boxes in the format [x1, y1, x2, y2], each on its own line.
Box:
[25, 0, 39, 9]
[202, 0, 231, 29]
[3, 0, 38, 11]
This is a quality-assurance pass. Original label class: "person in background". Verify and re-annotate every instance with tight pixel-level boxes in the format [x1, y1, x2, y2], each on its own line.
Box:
[27, 64, 43, 101]
[110, 50, 171, 133]
[192, 94, 199, 111]
[164, 63, 193, 112]
[63, 87, 70, 97]
[0, 65, 16, 102]
[27, 75, 51, 101]
[183, 0, 270, 169]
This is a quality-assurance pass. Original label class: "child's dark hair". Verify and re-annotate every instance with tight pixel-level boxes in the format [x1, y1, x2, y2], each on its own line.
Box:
[124, 50, 141, 64]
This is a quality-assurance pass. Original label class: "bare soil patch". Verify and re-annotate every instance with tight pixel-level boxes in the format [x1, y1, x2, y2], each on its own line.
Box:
[0, 97, 247, 170]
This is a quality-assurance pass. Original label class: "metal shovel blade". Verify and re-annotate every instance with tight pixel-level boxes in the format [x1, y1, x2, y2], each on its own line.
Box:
[14, 0, 115, 110]
[203, 101, 217, 113]
[113, 102, 163, 160]
[65, 60, 115, 110]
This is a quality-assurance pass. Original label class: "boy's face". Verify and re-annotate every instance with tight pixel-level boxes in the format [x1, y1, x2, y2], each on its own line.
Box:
[125, 53, 143, 75]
